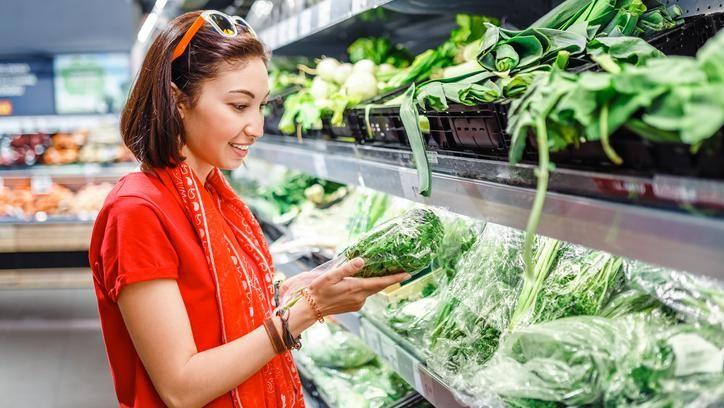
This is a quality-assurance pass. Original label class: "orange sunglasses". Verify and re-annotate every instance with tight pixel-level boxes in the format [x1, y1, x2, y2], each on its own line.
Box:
[172, 10, 257, 61]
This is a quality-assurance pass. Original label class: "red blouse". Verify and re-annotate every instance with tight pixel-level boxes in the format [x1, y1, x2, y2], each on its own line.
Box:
[90, 171, 256, 407]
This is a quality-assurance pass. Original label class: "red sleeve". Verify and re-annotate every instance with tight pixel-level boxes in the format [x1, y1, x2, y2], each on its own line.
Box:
[100, 196, 180, 302]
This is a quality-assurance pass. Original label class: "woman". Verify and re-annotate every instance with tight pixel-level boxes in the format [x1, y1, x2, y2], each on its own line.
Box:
[89, 10, 410, 408]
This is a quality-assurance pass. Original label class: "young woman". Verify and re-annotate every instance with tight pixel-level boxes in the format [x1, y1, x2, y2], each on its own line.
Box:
[89, 10, 410, 408]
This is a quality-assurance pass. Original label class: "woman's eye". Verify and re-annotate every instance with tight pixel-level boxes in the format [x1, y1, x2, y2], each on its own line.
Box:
[233, 104, 248, 111]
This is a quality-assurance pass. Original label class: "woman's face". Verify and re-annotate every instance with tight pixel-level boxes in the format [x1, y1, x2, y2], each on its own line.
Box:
[179, 57, 269, 175]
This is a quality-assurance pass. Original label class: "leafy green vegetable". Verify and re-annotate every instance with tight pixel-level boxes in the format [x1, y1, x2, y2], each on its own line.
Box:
[425, 224, 532, 376]
[257, 171, 344, 215]
[510, 243, 625, 329]
[347, 37, 412, 67]
[468, 313, 724, 407]
[342, 208, 444, 278]
[623, 260, 724, 329]
[297, 323, 412, 408]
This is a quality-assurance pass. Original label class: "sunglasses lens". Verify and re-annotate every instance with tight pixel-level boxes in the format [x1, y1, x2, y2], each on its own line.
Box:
[208, 13, 236, 36]
[233, 16, 257, 38]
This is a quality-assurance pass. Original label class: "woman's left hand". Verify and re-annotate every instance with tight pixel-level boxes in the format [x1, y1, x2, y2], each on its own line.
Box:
[278, 270, 321, 299]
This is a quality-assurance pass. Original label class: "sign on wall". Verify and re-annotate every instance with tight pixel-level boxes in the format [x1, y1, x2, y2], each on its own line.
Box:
[0, 57, 56, 116]
[54, 53, 131, 115]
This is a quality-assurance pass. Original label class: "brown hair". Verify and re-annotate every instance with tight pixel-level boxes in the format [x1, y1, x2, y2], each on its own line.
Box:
[121, 11, 268, 169]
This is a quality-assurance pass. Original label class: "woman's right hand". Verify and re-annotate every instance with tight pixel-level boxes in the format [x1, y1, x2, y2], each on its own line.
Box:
[307, 258, 410, 316]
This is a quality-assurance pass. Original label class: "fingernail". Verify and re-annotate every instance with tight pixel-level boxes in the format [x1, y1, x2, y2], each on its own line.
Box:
[352, 258, 364, 268]
[403, 274, 412, 280]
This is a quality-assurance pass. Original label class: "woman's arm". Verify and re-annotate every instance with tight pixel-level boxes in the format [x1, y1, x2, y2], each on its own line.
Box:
[118, 258, 408, 408]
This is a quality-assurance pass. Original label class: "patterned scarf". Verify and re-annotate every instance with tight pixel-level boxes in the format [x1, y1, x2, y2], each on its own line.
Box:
[155, 162, 303, 408]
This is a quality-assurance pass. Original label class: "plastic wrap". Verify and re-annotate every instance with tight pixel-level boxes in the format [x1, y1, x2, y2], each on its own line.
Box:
[509, 242, 625, 329]
[341, 208, 444, 279]
[623, 260, 724, 329]
[424, 223, 530, 381]
[462, 313, 724, 408]
[296, 322, 411, 408]
[278, 208, 445, 310]
[303, 323, 376, 369]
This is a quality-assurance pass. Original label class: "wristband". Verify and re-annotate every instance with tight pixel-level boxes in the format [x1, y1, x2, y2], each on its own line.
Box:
[263, 317, 285, 354]
[279, 309, 302, 350]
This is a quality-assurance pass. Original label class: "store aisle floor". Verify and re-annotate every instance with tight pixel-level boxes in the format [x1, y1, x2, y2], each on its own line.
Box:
[0, 286, 116, 407]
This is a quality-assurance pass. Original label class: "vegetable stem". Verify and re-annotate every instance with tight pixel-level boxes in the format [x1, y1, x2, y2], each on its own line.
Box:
[599, 103, 623, 165]
[524, 116, 551, 280]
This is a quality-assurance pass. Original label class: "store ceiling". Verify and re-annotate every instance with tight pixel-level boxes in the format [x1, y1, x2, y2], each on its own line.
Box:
[0, 0, 140, 57]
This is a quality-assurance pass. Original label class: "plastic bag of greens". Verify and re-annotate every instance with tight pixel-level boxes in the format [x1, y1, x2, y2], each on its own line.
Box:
[623, 260, 724, 329]
[277, 208, 444, 311]
[302, 323, 376, 369]
[509, 242, 625, 329]
[424, 223, 531, 381]
[460, 313, 724, 408]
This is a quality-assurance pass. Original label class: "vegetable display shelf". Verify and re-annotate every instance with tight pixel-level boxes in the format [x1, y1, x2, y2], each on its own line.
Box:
[0, 162, 137, 179]
[0, 219, 94, 253]
[275, 250, 466, 408]
[250, 138, 724, 281]
[258, 0, 555, 57]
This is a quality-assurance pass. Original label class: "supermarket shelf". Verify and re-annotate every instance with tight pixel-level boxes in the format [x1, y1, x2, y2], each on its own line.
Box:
[250, 138, 724, 281]
[0, 114, 119, 134]
[0, 162, 138, 179]
[333, 314, 466, 408]
[0, 222, 93, 253]
[259, 0, 554, 56]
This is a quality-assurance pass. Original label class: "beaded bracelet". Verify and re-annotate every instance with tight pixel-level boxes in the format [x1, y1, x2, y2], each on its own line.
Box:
[301, 288, 324, 323]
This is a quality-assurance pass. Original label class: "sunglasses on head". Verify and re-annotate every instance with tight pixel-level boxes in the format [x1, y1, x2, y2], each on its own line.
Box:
[172, 10, 258, 62]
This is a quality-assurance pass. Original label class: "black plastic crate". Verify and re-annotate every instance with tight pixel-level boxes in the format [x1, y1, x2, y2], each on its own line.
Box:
[353, 105, 410, 147]
[647, 12, 724, 56]
[324, 112, 362, 142]
[425, 103, 510, 159]
[524, 127, 724, 179]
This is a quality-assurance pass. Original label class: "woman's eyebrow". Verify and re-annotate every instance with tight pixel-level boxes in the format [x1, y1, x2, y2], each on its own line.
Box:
[228, 90, 271, 100]
[228, 89, 255, 98]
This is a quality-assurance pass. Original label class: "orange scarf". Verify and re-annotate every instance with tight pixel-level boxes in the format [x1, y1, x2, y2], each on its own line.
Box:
[156, 162, 303, 408]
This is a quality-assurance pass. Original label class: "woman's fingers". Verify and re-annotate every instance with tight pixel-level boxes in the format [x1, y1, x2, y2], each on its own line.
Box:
[314, 258, 365, 286]
[360, 272, 411, 294]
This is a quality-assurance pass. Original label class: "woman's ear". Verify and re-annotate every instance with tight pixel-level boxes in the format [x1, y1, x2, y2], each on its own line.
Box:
[170, 82, 187, 119]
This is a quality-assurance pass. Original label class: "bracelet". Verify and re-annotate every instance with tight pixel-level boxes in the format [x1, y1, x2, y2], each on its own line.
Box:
[301, 288, 324, 324]
[263, 317, 285, 354]
[273, 280, 281, 308]
[278, 309, 302, 350]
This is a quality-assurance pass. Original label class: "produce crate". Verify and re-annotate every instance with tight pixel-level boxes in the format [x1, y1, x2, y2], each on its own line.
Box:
[647, 12, 724, 56]
[524, 128, 724, 179]
[353, 106, 409, 147]
[323, 113, 362, 143]
[425, 103, 510, 159]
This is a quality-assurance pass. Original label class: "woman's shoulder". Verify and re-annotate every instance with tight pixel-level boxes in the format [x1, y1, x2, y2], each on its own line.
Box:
[101, 171, 176, 218]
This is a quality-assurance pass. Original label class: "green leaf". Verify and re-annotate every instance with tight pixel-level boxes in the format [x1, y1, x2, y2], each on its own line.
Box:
[400, 84, 432, 196]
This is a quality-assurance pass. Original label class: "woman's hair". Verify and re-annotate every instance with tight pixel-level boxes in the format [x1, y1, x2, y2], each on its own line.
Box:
[121, 11, 268, 168]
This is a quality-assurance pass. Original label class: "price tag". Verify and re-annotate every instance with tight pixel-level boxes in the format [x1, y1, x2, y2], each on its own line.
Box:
[360, 319, 383, 355]
[352, 0, 369, 14]
[398, 169, 420, 201]
[378, 334, 400, 372]
[413, 367, 438, 405]
[299, 9, 313, 35]
[313, 154, 328, 179]
[317, 0, 332, 27]
[31, 175, 52, 194]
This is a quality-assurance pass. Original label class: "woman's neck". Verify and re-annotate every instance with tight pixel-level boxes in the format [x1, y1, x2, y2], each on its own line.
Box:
[181, 146, 214, 182]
